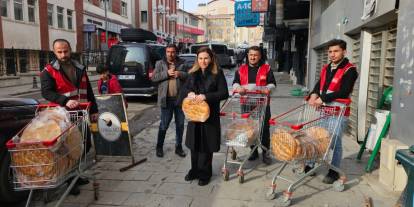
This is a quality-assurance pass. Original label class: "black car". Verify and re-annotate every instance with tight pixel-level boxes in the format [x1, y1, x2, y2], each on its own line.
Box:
[178, 53, 196, 69]
[106, 42, 165, 97]
[0, 98, 38, 203]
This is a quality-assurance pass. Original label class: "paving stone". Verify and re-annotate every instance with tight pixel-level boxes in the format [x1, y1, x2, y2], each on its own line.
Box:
[123, 193, 192, 207]
[154, 182, 213, 197]
[97, 180, 159, 193]
[92, 191, 131, 205]
[96, 170, 152, 181]
[190, 197, 249, 207]
[149, 172, 191, 184]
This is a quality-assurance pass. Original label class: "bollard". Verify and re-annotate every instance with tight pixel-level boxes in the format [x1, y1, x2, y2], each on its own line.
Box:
[32, 76, 38, 89]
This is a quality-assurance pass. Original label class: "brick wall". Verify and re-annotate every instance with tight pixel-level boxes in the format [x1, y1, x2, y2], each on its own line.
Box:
[75, 0, 84, 52]
[112, 0, 120, 15]
[135, 0, 140, 28]
[148, 0, 153, 31]
[39, 0, 49, 50]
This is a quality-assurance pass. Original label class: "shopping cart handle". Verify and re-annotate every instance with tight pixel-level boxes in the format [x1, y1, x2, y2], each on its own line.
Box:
[334, 99, 351, 105]
[269, 118, 276, 126]
[232, 89, 270, 95]
[291, 124, 303, 130]
[241, 113, 250, 119]
[38, 102, 91, 110]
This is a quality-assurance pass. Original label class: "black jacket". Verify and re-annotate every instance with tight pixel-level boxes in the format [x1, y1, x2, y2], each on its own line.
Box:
[180, 68, 229, 153]
[310, 58, 358, 103]
[40, 59, 98, 114]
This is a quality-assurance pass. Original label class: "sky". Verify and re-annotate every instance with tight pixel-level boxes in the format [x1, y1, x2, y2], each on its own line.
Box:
[178, 0, 207, 12]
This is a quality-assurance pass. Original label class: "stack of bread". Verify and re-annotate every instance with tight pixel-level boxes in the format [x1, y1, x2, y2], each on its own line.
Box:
[225, 119, 257, 146]
[270, 126, 330, 161]
[11, 107, 83, 187]
[182, 98, 210, 122]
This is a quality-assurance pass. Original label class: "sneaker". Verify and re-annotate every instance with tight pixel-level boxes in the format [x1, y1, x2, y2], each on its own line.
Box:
[262, 151, 272, 165]
[175, 146, 186, 157]
[322, 169, 340, 184]
[248, 148, 259, 161]
[156, 147, 164, 157]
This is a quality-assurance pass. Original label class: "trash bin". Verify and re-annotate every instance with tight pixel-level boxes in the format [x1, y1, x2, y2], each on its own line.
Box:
[395, 146, 414, 207]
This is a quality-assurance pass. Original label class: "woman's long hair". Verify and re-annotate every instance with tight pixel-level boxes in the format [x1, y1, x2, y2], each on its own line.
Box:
[188, 46, 219, 75]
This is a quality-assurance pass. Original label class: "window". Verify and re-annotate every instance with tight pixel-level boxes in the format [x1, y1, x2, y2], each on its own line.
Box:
[47, 3, 53, 26]
[1, 0, 7, 17]
[67, 10, 73, 30]
[14, 0, 22, 21]
[141, 11, 147, 23]
[28, 0, 35, 22]
[121, 1, 127, 16]
[57, 6, 64, 28]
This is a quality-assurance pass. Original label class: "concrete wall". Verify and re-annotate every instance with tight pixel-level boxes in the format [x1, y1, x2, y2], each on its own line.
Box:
[390, 0, 414, 146]
[83, 0, 132, 26]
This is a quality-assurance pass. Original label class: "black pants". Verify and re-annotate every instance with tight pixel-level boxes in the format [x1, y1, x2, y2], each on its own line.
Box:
[189, 151, 213, 180]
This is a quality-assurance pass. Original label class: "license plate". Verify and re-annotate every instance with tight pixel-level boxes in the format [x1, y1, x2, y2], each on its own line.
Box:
[118, 75, 135, 80]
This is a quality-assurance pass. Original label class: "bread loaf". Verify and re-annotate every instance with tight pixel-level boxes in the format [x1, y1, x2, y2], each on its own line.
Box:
[11, 107, 82, 187]
[271, 126, 330, 161]
[225, 119, 257, 146]
[182, 98, 210, 122]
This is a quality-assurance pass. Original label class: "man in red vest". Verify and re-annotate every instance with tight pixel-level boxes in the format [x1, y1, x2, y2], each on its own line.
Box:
[40, 39, 98, 195]
[307, 39, 358, 184]
[233, 46, 276, 165]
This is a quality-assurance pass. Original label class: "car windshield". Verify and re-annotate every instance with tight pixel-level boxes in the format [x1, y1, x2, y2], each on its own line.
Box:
[108, 46, 146, 72]
[149, 45, 166, 60]
[190, 45, 207, 54]
[212, 45, 227, 54]
[180, 56, 196, 65]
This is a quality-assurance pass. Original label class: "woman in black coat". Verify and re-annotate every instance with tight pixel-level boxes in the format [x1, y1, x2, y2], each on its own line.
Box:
[181, 47, 229, 186]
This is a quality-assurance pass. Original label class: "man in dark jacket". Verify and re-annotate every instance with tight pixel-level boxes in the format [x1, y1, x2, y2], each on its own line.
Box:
[40, 39, 98, 195]
[152, 44, 188, 158]
[307, 39, 358, 184]
[233, 46, 276, 165]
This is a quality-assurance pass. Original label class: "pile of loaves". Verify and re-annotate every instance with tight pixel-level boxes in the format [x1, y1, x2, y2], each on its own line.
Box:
[270, 126, 330, 161]
[10, 107, 83, 187]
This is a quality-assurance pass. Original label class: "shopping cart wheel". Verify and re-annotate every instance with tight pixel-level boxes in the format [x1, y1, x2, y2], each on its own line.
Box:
[265, 189, 277, 200]
[333, 180, 345, 192]
[276, 196, 292, 207]
[238, 175, 244, 183]
[222, 170, 229, 181]
[231, 150, 237, 160]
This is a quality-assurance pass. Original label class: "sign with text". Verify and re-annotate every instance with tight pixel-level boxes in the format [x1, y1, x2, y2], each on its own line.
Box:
[91, 94, 132, 156]
[235, 0, 260, 27]
[252, 0, 269, 12]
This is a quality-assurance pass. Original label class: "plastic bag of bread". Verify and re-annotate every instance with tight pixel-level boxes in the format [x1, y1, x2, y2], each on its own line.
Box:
[225, 119, 258, 146]
[182, 97, 210, 122]
[10, 106, 82, 187]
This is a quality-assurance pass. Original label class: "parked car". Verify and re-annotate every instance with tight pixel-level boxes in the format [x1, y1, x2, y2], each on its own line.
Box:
[0, 98, 38, 203]
[178, 53, 196, 70]
[189, 43, 232, 68]
[106, 29, 165, 97]
[227, 48, 236, 68]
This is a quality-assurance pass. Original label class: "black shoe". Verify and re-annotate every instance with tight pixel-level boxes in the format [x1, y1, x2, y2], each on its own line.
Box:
[322, 169, 340, 184]
[184, 173, 197, 181]
[248, 148, 259, 161]
[175, 146, 186, 157]
[76, 177, 89, 185]
[198, 179, 210, 186]
[69, 184, 80, 196]
[262, 151, 272, 165]
[304, 165, 316, 177]
[156, 147, 164, 157]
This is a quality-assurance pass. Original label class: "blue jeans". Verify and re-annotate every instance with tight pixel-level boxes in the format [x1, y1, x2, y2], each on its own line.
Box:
[157, 98, 185, 148]
[328, 116, 348, 168]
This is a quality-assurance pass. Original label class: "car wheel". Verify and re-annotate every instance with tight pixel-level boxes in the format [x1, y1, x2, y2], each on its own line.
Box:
[120, 28, 157, 42]
[0, 151, 28, 203]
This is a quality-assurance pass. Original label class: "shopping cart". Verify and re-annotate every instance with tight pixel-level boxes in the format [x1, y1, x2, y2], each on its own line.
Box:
[6, 103, 98, 207]
[220, 90, 269, 183]
[265, 99, 350, 206]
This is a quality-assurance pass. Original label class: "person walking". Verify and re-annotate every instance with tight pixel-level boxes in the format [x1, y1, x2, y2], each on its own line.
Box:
[152, 44, 188, 158]
[232, 46, 276, 165]
[40, 39, 98, 195]
[307, 39, 358, 184]
[181, 47, 229, 186]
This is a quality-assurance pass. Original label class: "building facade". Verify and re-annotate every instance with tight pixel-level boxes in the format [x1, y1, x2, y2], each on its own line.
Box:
[176, 9, 204, 50]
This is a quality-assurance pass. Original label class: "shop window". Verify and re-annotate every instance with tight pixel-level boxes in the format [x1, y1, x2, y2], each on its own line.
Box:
[18, 50, 27, 73]
[5, 49, 16, 75]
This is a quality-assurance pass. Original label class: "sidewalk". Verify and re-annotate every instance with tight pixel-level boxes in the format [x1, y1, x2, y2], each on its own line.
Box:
[39, 74, 399, 207]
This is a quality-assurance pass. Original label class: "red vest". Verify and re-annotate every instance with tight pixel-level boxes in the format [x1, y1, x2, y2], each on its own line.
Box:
[319, 62, 355, 116]
[238, 64, 270, 86]
[44, 64, 88, 103]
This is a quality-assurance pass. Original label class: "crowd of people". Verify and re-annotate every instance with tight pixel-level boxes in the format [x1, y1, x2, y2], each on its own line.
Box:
[40, 38, 357, 194]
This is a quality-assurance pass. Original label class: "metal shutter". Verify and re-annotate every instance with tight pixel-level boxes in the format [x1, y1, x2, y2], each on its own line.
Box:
[384, 26, 397, 88]
[315, 47, 329, 82]
[366, 31, 383, 132]
[348, 38, 361, 140]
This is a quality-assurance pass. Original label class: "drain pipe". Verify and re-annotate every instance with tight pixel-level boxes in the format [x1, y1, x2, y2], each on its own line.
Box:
[305, 0, 313, 88]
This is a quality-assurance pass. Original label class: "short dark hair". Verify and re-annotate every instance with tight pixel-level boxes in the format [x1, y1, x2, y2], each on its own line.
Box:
[96, 64, 108, 74]
[52, 39, 72, 50]
[327, 39, 347, 50]
[166, 44, 178, 51]
[247, 46, 262, 55]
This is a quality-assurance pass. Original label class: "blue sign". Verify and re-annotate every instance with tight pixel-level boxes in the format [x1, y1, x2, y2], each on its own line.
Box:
[235, 0, 260, 27]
